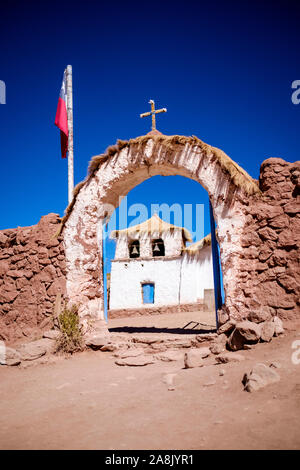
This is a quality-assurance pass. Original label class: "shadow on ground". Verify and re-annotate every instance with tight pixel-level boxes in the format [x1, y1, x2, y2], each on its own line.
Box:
[108, 324, 216, 335]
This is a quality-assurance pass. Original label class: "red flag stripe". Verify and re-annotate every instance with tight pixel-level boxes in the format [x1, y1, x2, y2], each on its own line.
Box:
[55, 70, 69, 158]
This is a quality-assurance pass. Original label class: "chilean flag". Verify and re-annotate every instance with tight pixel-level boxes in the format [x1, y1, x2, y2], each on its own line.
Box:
[55, 69, 68, 158]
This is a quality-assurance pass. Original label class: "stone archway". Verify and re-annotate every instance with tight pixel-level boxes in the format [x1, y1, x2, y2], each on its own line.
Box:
[61, 134, 261, 331]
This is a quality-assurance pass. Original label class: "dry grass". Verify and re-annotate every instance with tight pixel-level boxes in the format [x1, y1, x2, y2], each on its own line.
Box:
[55, 304, 85, 354]
[58, 134, 260, 235]
[184, 233, 212, 254]
[110, 213, 193, 242]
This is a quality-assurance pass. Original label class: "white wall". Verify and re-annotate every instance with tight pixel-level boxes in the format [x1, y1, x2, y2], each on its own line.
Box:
[109, 246, 215, 309]
[181, 246, 214, 301]
[110, 258, 182, 309]
[113, 230, 184, 260]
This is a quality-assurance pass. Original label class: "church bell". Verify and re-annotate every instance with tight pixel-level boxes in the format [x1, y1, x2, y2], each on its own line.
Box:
[131, 245, 139, 255]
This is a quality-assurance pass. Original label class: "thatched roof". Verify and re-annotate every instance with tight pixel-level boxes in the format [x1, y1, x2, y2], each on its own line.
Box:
[58, 134, 260, 235]
[110, 213, 193, 242]
[183, 233, 212, 254]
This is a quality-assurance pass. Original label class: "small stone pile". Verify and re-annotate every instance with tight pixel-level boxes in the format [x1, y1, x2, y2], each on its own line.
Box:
[0, 214, 66, 343]
[1, 329, 60, 366]
[217, 314, 284, 351]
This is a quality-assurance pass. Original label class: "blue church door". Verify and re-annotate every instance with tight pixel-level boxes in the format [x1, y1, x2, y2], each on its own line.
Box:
[142, 283, 154, 304]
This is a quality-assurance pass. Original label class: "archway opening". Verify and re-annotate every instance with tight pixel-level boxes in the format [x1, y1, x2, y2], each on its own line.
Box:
[103, 175, 224, 335]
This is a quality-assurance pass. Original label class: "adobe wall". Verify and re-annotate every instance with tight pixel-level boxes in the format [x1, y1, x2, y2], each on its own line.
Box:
[232, 158, 300, 322]
[61, 135, 299, 328]
[62, 136, 255, 326]
[0, 214, 66, 344]
[0, 152, 298, 343]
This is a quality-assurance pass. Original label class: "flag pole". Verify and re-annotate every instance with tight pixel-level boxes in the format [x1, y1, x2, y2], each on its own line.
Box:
[66, 65, 74, 204]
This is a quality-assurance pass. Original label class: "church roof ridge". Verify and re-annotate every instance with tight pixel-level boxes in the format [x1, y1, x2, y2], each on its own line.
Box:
[110, 212, 193, 242]
[183, 233, 212, 254]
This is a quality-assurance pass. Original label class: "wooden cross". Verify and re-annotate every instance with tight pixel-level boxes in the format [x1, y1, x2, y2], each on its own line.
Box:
[140, 99, 167, 131]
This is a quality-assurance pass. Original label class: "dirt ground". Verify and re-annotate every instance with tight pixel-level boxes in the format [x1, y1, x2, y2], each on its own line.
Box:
[107, 309, 217, 335]
[0, 311, 300, 450]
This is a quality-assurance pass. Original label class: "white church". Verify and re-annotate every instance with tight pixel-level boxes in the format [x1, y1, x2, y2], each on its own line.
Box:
[109, 213, 215, 311]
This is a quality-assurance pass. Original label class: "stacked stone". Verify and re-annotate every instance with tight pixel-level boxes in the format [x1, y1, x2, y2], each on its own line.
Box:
[109, 302, 205, 319]
[0, 214, 66, 343]
[238, 158, 300, 320]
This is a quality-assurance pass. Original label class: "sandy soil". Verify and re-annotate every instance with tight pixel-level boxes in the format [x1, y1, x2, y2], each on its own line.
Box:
[0, 312, 299, 450]
[108, 309, 217, 336]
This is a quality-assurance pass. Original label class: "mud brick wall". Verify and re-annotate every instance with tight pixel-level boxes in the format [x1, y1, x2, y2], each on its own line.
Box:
[0, 157, 299, 343]
[0, 214, 66, 343]
[237, 158, 300, 320]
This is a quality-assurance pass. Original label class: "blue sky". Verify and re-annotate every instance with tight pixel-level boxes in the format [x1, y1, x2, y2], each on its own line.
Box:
[1, 0, 299, 267]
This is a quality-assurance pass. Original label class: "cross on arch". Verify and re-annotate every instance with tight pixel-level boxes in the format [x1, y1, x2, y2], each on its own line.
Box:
[140, 99, 167, 131]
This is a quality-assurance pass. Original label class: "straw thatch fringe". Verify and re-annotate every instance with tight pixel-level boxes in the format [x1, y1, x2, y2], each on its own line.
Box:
[110, 213, 193, 243]
[184, 233, 212, 254]
[58, 134, 260, 236]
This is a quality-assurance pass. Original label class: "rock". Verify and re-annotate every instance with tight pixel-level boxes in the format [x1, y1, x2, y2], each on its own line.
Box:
[227, 321, 261, 350]
[0, 283, 18, 303]
[157, 350, 183, 362]
[203, 381, 216, 387]
[0, 260, 9, 276]
[0, 232, 8, 246]
[277, 274, 299, 293]
[270, 250, 288, 267]
[243, 363, 280, 392]
[272, 316, 284, 336]
[184, 348, 210, 368]
[277, 229, 298, 248]
[216, 352, 245, 363]
[195, 346, 211, 358]
[217, 306, 229, 326]
[258, 227, 278, 242]
[39, 265, 57, 282]
[261, 281, 295, 309]
[17, 338, 54, 361]
[100, 344, 116, 352]
[248, 309, 272, 324]
[235, 321, 261, 342]
[283, 201, 300, 215]
[115, 348, 145, 359]
[171, 339, 193, 349]
[209, 342, 225, 355]
[270, 361, 282, 369]
[150, 343, 168, 353]
[6, 347, 21, 366]
[43, 329, 60, 340]
[6, 269, 33, 279]
[227, 329, 246, 351]
[132, 336, 163, 345]
[115, 355, 155, 367]
[260, 321, 275, 342]
[219, 369, 225, 376]
[46, 278, 66, 297]
[217, 320, 236, 335]
[85, 336, 109, 350]
[216, 333, 228, 344]
[268, 214, 289, 229]
[0, 346, 21, 366]
[195, 333, 218, 343]
[162, 373, 177, 391]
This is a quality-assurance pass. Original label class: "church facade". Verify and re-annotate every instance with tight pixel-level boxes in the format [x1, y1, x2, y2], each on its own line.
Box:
[109, 214, 214, 311]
